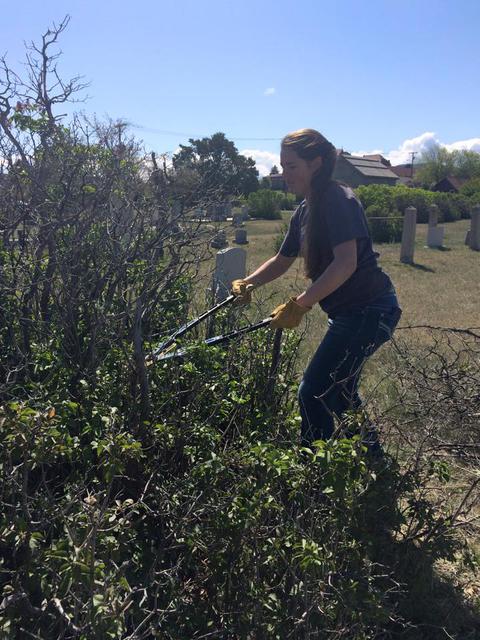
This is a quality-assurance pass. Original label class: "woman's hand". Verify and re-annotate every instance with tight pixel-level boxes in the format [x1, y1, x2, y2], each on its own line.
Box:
[269, 298, 311, 329]
[231, 279, 254, 305]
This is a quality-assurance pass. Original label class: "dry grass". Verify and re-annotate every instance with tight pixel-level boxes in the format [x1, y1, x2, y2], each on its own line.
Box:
[204, 214, 479, 371]
[239, 213, 479, 327]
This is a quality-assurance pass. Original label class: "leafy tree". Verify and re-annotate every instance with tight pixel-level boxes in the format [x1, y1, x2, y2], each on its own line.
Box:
[460, 176, 480, 202]
[417, 143, 480, 186]
[172, 132, 259, 197]
[417, 143, 457, 185]
[455, 149, 480, 179]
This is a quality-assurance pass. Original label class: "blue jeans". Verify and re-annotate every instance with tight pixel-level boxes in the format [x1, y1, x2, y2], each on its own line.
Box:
[298, 293, 402, 450]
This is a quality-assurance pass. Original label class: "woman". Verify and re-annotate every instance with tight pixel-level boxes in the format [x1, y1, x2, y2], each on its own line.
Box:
[232, 129, 402, 452]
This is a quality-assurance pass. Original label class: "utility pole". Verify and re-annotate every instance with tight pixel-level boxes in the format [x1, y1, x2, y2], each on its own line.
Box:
[410, 151, 417, 179]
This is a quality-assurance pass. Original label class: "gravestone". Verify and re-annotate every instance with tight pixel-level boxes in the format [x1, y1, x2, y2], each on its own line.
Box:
[213, 247, 246, 302]
[427, 226, 444, 248]
[426, 204, 444, 248]
[469, 205, 480, 251]
[211, 230, 228, 249]
[234, 228, 248, 244]
[400, 206, 417, 264]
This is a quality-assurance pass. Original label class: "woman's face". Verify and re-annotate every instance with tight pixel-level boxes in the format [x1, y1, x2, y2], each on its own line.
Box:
[280, 147, 322, 197]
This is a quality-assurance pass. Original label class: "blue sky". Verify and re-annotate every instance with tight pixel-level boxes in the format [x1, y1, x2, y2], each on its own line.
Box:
[2, 0, 479, 174]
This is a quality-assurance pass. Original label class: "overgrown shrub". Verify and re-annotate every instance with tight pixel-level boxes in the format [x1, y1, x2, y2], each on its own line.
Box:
[365, 204, 403, 243]
[356, 184, 472, 224]
[460, 177, 480, 204]
[248, 189, 283, 219]
[278, 192, 297, 211]
[1, 20, 479, 640]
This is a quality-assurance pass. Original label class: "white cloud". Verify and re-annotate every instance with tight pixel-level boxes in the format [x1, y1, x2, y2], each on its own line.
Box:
[444, 137, 480, 153]
[353, 132, 480, 166]
[264, 87, 276, 96]
[240, 148, 280, 177]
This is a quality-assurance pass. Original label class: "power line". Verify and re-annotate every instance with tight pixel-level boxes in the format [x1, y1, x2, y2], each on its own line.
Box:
[130, 123, 281, 142]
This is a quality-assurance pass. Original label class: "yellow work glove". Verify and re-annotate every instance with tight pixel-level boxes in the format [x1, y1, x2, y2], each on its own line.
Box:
[231, 279, 254, 306]
[269, 298, 310, 329]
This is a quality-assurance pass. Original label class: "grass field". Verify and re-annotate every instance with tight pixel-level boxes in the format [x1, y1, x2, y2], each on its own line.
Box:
[205, 214, 479, 370]
[239, 213, 479, 326]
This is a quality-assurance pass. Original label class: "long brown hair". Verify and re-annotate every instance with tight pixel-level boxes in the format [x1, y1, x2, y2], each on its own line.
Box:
[281, 128, 337, 279]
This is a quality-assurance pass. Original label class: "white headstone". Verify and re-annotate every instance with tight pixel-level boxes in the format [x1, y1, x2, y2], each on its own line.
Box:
[428, 204, 439, 227]
[427, 226, 444, 248]
[214, 247, 247, 301]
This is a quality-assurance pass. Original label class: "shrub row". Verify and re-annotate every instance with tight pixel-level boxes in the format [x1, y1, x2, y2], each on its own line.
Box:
[356, 184, 472, 224]
[247, 190, 296, 219]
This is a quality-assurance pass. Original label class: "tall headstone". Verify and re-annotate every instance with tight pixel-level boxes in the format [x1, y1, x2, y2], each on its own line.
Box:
[469, 205, 480, 251]
[240, 205, 249, 221]
[213, 247, 247, 302]
[400, 206, 417, 264]
[426, 204, 444, 248]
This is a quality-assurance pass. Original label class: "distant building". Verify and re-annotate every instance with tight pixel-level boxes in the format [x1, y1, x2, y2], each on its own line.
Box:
[268, 173, 286, 191]
[390, 164, 417, 186]
[432, 176, 466, 193]
[333, 152, 399, 187]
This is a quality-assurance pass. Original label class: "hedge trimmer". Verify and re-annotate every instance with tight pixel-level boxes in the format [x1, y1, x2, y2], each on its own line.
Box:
[147, 294, 272, 362]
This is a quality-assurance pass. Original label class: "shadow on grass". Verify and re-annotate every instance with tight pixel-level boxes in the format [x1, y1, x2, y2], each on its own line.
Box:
[423, 245, 453, 252]
[364, 466, 480, 639]
[409, 263, 436, 273]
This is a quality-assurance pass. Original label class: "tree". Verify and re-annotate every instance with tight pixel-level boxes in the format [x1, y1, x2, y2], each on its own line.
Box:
[417, 143, 456, 185]
[270, 164, 279, 175]
[417, 143, 480, 186]
[172, 132, 259, 197]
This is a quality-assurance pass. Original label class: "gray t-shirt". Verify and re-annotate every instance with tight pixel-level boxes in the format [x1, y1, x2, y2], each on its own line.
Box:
[279, 182, 392, 316]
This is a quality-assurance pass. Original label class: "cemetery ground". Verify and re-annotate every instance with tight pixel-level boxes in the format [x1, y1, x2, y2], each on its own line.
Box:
[193, 213, 480, 630]
[197, 214, 479, 367]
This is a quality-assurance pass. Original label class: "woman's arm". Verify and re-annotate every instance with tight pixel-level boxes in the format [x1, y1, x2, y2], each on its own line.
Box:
[245, 253, 296, 288]
[295, 240, 357, 308]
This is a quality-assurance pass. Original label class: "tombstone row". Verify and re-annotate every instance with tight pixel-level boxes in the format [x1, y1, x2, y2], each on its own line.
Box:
[401, 203, 480, 264]
[211, 228, 248, 249]
[211, 204, 479, 296]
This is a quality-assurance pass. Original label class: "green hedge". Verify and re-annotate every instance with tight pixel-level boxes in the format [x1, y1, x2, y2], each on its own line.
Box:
[355, 184, 472, 225]
[365, 205, 403, 243]
[247, 189, 283, 219]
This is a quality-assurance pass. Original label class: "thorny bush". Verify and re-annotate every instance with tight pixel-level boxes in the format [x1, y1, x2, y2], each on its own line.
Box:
[1, 18, 479, 640]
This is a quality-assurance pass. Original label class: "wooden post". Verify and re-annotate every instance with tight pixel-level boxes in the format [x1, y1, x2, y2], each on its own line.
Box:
[469, 205, 480, 251]
[400, 206, 417, 264]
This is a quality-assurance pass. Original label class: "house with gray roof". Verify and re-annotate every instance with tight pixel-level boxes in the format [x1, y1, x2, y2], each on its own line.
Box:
[333, 152, 399, 187]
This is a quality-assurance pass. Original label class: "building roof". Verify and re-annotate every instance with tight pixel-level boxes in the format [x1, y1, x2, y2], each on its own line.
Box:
[390, 165, 414, 178]
[362, 154, 391, 166]
[432, 176, 467, 192]
[341, 154, 399, 180]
